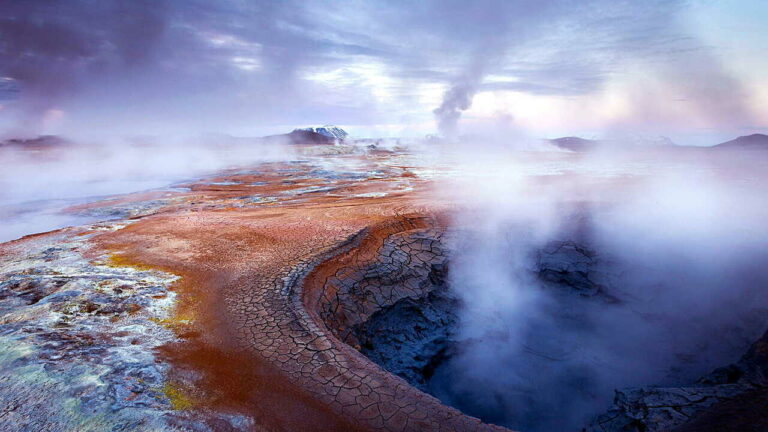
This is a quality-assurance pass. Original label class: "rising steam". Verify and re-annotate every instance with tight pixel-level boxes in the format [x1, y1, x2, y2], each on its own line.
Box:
[434, 74, 482, 138]
[430, 145, 768, 431]
[433, 81, 475, 139]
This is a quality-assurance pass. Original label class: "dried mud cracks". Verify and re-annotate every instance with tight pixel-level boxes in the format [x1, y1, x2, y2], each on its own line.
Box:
[0, 156, 508, 431]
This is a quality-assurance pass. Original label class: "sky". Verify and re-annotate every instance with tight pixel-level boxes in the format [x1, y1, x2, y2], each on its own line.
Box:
[0, 0, 766, 145]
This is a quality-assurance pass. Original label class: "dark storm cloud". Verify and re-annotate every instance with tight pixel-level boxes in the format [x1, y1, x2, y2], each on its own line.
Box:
[0, 1, 168, 93]
[0, 0, 403, 134]
[0, 0, 172, 129]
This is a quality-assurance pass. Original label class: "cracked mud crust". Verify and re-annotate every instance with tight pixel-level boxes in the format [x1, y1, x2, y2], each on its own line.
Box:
[93, 208, 507, 431]
[0, 152, 510, 431]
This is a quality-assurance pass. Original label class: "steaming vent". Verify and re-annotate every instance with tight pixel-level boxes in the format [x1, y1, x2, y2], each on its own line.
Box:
[311, 215, 768, 432]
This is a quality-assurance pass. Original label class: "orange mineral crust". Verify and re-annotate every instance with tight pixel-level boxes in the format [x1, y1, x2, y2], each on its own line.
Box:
[82, 156, 508, 431]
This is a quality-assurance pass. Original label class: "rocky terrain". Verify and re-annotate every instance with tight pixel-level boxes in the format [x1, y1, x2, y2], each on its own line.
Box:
[1, 137, 767, 431]
[0, 140, 509, 431]
[588, 327, 768, 432]
[261, 125, 350, 145]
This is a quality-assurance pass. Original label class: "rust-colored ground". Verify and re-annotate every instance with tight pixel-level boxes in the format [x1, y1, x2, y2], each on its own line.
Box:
[84, 157, 506, 432]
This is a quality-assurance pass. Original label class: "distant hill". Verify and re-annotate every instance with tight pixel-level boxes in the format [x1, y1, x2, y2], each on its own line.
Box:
[551, 133, 768, 151]
[0, 135, 68, 149]
[295, 126, 348, 140]
[712, 134, 768, 150]
[549, 137, 600, 152]
[262, 126, 348, 145]
[549, 136, 675, 152]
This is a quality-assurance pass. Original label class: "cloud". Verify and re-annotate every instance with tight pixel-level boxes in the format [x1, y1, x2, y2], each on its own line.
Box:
[0, 77, 19, 101]
[0, 0, 758, 138]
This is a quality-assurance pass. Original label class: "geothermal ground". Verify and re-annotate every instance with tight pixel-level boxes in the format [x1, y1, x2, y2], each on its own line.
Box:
[1, 139, 768, 432]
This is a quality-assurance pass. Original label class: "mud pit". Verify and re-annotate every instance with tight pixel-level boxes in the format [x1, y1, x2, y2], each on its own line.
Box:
[309, 223, 458, 391]
[311, 223, 768, 432]
[307, 226, 612, 430]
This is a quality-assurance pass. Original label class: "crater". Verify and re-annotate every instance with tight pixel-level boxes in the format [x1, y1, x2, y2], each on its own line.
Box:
[308, 218, 768, 432]
[309, 220, 456, 386]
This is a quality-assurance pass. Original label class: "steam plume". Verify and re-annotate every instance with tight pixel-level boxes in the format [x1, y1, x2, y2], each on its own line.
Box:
[431, 146, 768, 431]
